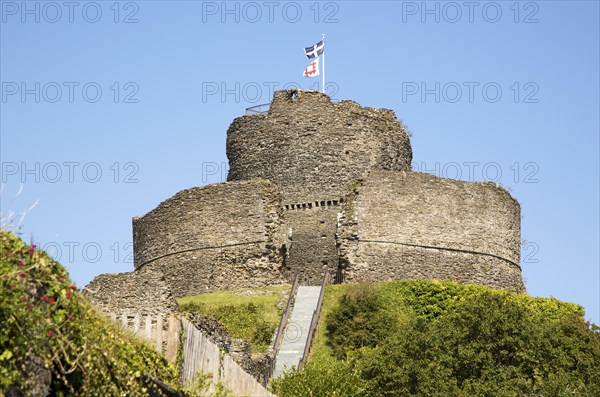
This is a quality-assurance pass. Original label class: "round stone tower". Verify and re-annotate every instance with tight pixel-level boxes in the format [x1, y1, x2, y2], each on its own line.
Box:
[226, 89, 413, 204]
[226, 89, 413, 283]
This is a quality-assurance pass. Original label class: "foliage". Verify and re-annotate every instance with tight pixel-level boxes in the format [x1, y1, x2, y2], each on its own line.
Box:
[0, 230, 183, 396]
[178, 287, 288, 354]
[270, 355, 365, 397]
[274, 280, 600, 397]
[359, 290, 600, 396]
[325, 284, 399, 359]
[377, 279, 584, 322]
[298, 283, 353, 364]
[182, 372, 232, 397]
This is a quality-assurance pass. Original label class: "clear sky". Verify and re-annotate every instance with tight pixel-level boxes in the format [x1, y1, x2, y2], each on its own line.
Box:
[1, 1, 598, 324]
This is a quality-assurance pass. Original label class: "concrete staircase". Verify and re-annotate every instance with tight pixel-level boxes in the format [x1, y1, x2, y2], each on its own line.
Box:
[272, 285, 322, 378]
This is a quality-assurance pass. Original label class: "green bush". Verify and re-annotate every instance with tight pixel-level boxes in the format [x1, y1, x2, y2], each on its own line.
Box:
[179, 301, 277, 354]
[359, 290, 600, 396]
[274, 280, 600, 397]
[270, 356, 365, 397]
[253, 321, 275, 347]
[378, 279, 585, 322]
[0, 230, 182, 396]
[325, 284, 399, 359]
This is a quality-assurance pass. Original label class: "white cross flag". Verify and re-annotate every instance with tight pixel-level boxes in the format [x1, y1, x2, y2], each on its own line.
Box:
[303, 57, 320, 77]
[303, 35, 325, 92]
[304, 40, 324, 59]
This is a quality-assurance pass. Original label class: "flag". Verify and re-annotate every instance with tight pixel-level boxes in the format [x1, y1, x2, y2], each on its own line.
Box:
[304, 40, 324, 59]
[303, 57, 320, 77]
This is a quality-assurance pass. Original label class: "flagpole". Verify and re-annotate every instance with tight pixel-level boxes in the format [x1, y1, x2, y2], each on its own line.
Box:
[321, 33, 325, 94]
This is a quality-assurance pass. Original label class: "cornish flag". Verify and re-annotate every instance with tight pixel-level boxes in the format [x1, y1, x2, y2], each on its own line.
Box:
[303, 57, 320, 77]
[304, 40, 324, 59]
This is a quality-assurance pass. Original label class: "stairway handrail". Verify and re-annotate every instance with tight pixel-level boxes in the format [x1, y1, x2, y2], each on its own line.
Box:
[268, 274, 300, 380]
[298, 272, 329, 371]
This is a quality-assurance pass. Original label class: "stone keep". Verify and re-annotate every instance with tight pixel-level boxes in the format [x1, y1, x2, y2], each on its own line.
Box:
[227, 90, 413, 203]
[86, 89, 524, 315]
[227, 90, 414, 283]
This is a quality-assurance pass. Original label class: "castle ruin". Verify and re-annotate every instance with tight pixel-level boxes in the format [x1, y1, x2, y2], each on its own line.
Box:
[86, 89, 524, 317]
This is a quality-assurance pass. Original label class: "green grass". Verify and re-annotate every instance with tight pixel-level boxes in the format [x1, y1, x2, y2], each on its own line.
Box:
[177, 285, 291, 354]
[307, 279, 586, 365]
[306, 283, 354, 364]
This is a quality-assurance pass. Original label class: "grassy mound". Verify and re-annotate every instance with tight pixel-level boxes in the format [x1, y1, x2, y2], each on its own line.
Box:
[272, 280, 600, 397]
[178, 286, 289, 354]
[0, 230, 182, 396]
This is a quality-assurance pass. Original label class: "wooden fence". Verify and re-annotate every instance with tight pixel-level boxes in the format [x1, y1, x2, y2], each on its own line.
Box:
[109, 311, 180, 363]
[181, 318, 276, 397]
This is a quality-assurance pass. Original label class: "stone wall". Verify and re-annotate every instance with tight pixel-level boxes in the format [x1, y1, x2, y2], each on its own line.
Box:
[84, 268, 177, 316]
[226, 89, 413, 204]
[338, 171, 524, 292]
[132, 179, 289, 297]
[283, 203, 340, 285]
[83, 268, 181, 359]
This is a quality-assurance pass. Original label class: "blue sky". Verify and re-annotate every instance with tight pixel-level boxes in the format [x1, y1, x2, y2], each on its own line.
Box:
[1, 1, 598, 323]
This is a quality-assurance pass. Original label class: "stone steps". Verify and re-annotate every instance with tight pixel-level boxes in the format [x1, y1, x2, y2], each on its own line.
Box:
[272, 285, 322, 378]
